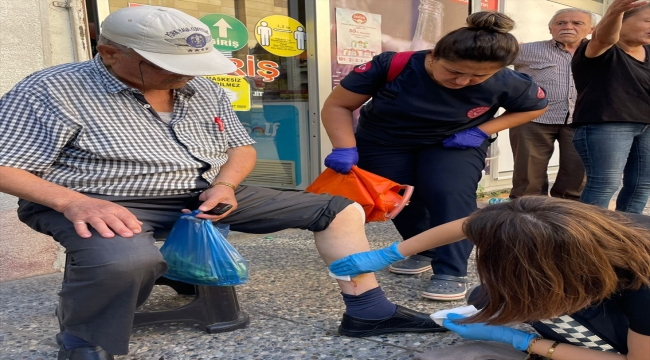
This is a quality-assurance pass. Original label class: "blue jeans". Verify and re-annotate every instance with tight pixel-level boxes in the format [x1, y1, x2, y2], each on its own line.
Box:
[573, 123, 650, 213]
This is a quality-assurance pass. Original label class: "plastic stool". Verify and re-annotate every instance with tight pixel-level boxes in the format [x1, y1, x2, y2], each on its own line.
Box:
[133, 275, 249, 333]
[59, 254, 249, 335]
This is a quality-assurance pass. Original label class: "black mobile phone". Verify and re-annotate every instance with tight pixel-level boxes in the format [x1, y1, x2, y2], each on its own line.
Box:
[206, 202, 233, 216]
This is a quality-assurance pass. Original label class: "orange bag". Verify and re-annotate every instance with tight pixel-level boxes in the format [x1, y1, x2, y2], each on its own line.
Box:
[305, 166, 414, 223]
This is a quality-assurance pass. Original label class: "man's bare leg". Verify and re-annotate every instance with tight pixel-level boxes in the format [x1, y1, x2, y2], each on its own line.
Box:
[313, 203, 379, 295]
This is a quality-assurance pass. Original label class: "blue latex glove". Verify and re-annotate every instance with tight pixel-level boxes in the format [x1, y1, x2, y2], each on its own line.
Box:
[329, 242, 406, 277]
[324, 147, 359, 174]
[442, 313, 538, 352]
[442, 127, 489, 149]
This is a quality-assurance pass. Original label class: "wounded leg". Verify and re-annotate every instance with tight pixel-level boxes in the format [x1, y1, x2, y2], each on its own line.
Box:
[314, 204, 445, 337]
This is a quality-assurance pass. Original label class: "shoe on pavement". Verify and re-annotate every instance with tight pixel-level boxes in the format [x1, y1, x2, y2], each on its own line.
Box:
[388, 254, 432, 274]
[55, 303, 113, 360]
[465, 283, 490, 310]
[338, 305, 447, 337]
[421, 274, 469, 301]
[57, 346, 114, 360]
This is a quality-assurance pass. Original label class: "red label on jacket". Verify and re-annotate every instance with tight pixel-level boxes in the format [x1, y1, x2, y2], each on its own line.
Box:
[537, 87, 546, 99]
[467, 106, 490, 119]
[354, 62, 372, 73]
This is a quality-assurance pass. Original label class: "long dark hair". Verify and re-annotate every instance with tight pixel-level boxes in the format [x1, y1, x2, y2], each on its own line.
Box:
[433, 11, 519, 66]
[463, 196, 650, 325]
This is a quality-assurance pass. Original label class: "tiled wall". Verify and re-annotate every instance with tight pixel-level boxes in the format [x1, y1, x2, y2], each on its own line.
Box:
[108, 0, 290, 48]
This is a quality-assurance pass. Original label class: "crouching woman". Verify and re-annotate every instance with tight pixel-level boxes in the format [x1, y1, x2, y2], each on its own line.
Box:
[329, 196, 650, 359]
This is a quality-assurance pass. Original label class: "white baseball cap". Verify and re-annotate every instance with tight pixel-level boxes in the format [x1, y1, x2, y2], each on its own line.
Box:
[100, 6, 237, 76]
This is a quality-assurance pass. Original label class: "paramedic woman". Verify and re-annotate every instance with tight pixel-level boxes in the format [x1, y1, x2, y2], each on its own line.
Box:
[320, 11, 548, 301]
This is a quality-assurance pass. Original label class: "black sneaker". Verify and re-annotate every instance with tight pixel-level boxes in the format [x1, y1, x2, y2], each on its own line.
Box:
[466, 283, 488, 309]
[388, 254, 432, 274]
[338, 305, 447, 337]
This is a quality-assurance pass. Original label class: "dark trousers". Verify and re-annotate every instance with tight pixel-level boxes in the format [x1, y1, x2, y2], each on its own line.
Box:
[357, 137, 488, 277]
[509, 121, 585, 200]
[17, 186, 351, 355]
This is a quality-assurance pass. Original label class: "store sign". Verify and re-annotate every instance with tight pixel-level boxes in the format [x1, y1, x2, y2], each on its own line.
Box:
[204, 75, 251, 111]
[244, 122, 281, 137]
[200, 14, 248, 52]
[229, 55, 280, 83]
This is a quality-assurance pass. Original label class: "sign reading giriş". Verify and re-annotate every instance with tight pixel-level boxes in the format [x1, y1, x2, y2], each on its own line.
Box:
[200, 14, 248, 51]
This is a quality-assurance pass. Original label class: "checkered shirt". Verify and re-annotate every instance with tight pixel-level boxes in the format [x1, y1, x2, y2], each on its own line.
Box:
[540, 315, 618, 352]
[513, 40, 578, 125]
[0, 56, 255, 196]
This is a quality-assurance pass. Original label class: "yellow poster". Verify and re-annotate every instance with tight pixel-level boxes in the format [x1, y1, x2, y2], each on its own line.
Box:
[254, 15, 305, 57]
[204, 75, 251, 111]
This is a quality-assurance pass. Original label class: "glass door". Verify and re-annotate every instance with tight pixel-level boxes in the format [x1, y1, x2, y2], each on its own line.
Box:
[96, 0, 313, 190]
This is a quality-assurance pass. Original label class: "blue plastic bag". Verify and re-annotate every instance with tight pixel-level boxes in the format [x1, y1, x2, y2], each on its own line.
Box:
[160, 210, 249, 286]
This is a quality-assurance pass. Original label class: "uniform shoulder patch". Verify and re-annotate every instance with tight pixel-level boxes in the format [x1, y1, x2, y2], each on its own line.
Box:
[354, 62, 372, 73]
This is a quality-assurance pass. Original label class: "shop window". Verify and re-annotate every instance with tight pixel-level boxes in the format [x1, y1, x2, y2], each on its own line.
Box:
[96, 0, 312, 189]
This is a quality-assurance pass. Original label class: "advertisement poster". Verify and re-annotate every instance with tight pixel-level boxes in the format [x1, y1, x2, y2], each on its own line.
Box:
[452, 0, 499, 10]
[335, 8, 382, 65]
[330, 0, 499, 88]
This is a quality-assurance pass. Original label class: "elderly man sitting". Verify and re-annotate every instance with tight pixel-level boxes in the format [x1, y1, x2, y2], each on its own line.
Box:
[0, 6, 443, 360]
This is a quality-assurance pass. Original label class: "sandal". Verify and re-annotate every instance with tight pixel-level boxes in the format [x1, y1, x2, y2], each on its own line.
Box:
[421, 274, 469, 301]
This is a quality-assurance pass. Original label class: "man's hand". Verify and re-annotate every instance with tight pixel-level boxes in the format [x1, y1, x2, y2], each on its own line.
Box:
[607, 0, 649, 15]
[190, 185, 238, 220]
[60, 197, 142, 238]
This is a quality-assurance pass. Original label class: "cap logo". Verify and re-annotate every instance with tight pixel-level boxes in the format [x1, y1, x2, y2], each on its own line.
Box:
[186, 33, 208, 48]
[164, 29, 213, 53]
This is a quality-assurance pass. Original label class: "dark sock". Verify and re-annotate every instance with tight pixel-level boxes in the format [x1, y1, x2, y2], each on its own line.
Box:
[342, 287, 397, 320]
[61, 330, 94, 349]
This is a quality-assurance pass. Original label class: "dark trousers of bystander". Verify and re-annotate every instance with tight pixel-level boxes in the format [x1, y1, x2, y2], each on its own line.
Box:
[509, 121, 585, 200]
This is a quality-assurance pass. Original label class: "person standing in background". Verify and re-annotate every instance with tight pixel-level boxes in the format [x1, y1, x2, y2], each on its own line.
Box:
[509, 8, 595, 200]
[572, 0, 650, 213]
